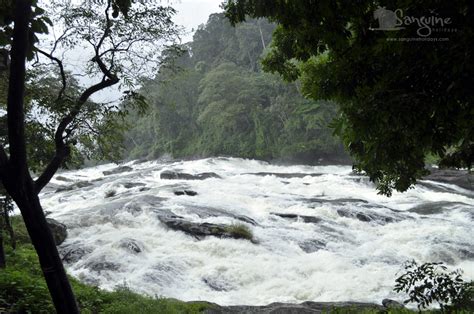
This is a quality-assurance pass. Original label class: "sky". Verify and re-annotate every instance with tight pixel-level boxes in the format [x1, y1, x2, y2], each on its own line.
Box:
[173, 0, 223, 42]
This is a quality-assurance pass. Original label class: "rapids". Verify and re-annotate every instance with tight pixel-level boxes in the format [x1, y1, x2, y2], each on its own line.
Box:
[39, 157, 473, 305]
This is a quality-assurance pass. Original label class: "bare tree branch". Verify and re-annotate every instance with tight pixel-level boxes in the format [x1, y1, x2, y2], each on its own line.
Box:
[36, 48, 67, 101]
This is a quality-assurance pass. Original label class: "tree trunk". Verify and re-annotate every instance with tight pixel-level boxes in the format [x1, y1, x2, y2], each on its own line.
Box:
[2, 0, 80, 312]
[10, 182, 79, 313]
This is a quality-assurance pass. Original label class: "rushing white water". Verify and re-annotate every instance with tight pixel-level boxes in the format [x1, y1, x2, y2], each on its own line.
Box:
[39, 157, 473, 306]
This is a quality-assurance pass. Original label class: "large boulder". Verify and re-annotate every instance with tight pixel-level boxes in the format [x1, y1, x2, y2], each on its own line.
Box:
[408, 201, 468, 215]
[424, 168, 473, 191]
[157, 213, 254, 242]
[160, 205, 257, 226]
[46, 218, 67, 245]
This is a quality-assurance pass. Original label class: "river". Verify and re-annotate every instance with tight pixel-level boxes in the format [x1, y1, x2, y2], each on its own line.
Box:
[39, 157, 474, 306]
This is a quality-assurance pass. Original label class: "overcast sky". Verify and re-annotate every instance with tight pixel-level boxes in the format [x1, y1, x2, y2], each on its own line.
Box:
[173, 0, 224, 42]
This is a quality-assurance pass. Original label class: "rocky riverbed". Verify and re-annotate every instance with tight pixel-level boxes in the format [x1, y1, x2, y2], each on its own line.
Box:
[40, 158, 473, 307]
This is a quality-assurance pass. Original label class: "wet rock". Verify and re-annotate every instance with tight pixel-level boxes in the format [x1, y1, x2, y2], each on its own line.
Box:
[336, 209, 399, 224]
[87, 260, 120, 273]
[382, 299, 404, 309]
[61, 246, 93, 263]
[135, 195, 167, 207]
[181, 205, 257, 226]
[203, 301, 384, 313]
[244, 172, 323, 179]
[55, 175, 74, 182]
[119, 238, 143, 254]
[202, 276, 233, 292]
[122, 182, 146, 189]
[408, 201, 468, 215]
[46, 218, 67, 245]
[160, 171, 221, 180]
[305, 197, 369, 205]
[174, 190, 198, 196]
[103, 166, 133, 176]
[299, 239, 326, 253]
[55, 181, 93, 192]
[424, 168, 473, 191]
[157, 214, 253, 242]
[271, 213, 321, 224]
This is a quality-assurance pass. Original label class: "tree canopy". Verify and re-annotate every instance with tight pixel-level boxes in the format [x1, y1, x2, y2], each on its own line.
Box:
[123, 13, 347, 164]
[224, 0, 473, 195]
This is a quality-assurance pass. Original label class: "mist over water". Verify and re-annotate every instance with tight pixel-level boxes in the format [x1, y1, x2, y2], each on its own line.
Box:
[40, 158, 474, 305]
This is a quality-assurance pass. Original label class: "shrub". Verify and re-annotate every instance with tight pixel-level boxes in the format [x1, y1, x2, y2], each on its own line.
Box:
[0, 268, 54, 313]
[225, 223, 253, 241]
[394, 260, 473, 311]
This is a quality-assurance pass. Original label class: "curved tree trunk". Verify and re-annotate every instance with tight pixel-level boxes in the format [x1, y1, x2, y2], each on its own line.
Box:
[1, 0, 80, 312]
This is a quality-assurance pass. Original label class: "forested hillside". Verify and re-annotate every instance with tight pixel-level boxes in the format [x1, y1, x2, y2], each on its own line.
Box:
[123, 13, 348, 164]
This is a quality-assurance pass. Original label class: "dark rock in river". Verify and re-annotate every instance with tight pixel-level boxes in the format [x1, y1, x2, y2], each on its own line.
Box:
[55, 175, 74, 182]
[336, 209, 401, 224]
[55, 181, 93, 192]
[175, 205, 258, 226]
[271, 213, 321, 224]
[157, 213, 253, 242]
[202, 276, 234, 292]
[103, 165, 133, 176]
[119, 238, 143, 254]
[161, 170, 221, 180]
[122, 182, 146, 189]
[203, 301, 384, 314]
[46, 218, 67, 245]
[408, 201, 468, 215]
[424, 168, 473, 191]
[86, 260, 120, 273]
[61, 245, 93, 263]
[299, 239, 326, 253]
[174, 190, 198, 196]
[244, 172, 323, 178]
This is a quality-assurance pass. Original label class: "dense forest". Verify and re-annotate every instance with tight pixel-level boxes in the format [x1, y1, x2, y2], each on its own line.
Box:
[122, 14, 348, 164]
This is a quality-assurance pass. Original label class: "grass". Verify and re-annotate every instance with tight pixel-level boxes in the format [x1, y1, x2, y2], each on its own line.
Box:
[224, 223, 253, 241]
[0, 216, 210, 313]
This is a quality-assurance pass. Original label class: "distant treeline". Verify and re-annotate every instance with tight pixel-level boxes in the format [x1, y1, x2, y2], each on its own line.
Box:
[122, 13, 349, 164]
